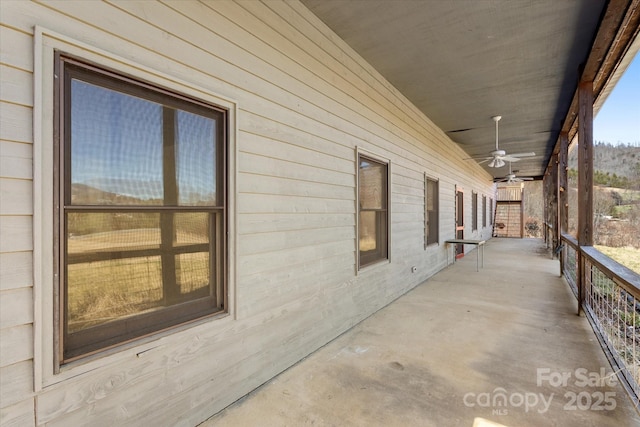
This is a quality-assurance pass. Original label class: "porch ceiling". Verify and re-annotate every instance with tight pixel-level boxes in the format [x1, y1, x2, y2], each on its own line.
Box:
[301, 0, 607, 179]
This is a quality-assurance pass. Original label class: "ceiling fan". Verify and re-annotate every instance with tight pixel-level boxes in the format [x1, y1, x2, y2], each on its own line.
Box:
[495, 161, 534, 183]
[468, 116, 536, 168]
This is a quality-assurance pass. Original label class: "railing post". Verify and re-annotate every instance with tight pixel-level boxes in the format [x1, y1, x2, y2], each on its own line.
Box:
[560, 240, 565, 276]
[577, 249, 583, 314]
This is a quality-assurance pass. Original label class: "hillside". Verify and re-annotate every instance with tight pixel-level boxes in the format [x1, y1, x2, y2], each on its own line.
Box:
[568, 141, 640, 190]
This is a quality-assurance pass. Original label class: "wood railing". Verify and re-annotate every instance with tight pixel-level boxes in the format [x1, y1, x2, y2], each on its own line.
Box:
[560, 232, 640, 407]
[496, 186, 522, 201]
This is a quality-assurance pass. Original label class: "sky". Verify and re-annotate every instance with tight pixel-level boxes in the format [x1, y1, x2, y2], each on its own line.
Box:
[593, 51, 640, 146]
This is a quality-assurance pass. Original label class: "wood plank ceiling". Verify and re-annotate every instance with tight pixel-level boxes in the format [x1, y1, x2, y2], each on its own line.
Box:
[301, 0, 616, 180]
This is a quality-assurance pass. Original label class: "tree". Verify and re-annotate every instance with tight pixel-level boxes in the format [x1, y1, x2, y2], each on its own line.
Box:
[593, 189, 615, 245]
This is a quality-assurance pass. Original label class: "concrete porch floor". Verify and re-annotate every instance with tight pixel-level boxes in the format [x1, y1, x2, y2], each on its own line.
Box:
[202, 238, 640, 427]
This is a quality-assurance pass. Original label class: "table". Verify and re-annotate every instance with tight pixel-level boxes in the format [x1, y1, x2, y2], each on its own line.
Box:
[445, 239, 486, 272]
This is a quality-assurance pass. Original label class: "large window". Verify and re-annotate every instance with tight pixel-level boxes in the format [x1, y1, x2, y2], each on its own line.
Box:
[472, 191, 478, 231]
[358, 153, 388, 268]
[425, 176, 439, 247]
[55, 54, 227, 362]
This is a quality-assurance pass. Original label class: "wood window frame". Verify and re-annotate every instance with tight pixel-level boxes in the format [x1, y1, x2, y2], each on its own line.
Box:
[472, 191, 478, 231]
[482, 195, 487, 228]
[54, 53, 229, 364]
[490, 197, 494, 225]
[34, 28, 237, 388]
[455, 186, 464, 257]
[356, 150, 390, 270]
[424, 175, 439, 247]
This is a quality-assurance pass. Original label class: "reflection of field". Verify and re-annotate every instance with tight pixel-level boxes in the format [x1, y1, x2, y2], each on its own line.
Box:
[67, 228, 209, 333]
[68, 228, 207, 253]
[359, 212, 377, 252]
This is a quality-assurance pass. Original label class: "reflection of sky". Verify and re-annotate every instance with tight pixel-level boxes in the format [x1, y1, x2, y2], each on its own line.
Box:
[359, 158, 384, 209]
[176, 110, 216, 205]
[71, 80, 216, 204]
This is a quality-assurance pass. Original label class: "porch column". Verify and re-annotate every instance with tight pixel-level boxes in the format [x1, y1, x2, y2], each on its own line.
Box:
[577, 81, 594, 246]
[558, 132, 568, 236]
[543, 171, 553, 246]
[550, 155, 559, 249]
[558, 132, 568, 277]
[577, 81, 594, 314]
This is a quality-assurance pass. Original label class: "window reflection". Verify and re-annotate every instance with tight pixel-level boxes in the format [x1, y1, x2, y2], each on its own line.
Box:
[70, 80, 218, 206]
[358, 154, 388, 267]
[66, 212, 213, 334]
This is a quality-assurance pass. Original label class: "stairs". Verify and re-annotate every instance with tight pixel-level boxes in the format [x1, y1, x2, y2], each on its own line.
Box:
[493, 201, 522, 237]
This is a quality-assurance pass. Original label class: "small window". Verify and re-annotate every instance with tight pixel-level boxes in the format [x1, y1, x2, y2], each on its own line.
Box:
[358, 153, 388, 268]
[55, 54, 227, 362]
[482, 195, 487, 228]
[472, 191, 478, 231]
[490, 197, 494, 225]
[425, 176, 439, 247]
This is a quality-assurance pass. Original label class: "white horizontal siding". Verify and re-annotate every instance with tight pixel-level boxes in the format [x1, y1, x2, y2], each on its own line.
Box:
[0, 398, 35, 427]
[0, 216, 32, 253]
[0, 287, 33, 330]
[240, 131, 354, 175]
[0, 178, 32, 215]
[0, 141, 32, 180]
[238, 226, 354, 256]
[0, 26, 33, 72]
[0, 361, 33, 409]
[0, 65, 33, 107]
[239, 173, 354, 201]
[0, 0, 495, 425]
[237, 253, 355, 317]
[239, 151, 354, 187]
[0, 324, 33, 367]
[0, 102, 32, 143]
[239, 212, 354, 234]
[0, 252, 32, 291]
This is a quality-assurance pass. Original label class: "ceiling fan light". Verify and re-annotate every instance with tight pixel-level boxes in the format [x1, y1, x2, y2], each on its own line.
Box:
[496, 158, 505, 168]
[488, 159, 496, 167]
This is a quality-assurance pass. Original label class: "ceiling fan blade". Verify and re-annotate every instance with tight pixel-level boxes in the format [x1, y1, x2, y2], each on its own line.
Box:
[508, 152, 536, 158]
[464, 155, 492, 160]
[501, 156, 523, 162]
[477, 158, 492, 165]
[520, 177, 534, 181]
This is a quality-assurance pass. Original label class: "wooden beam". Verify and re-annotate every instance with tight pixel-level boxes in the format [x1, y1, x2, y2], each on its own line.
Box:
[549, 0, 639, 158]
[592, 0, 640, 103]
